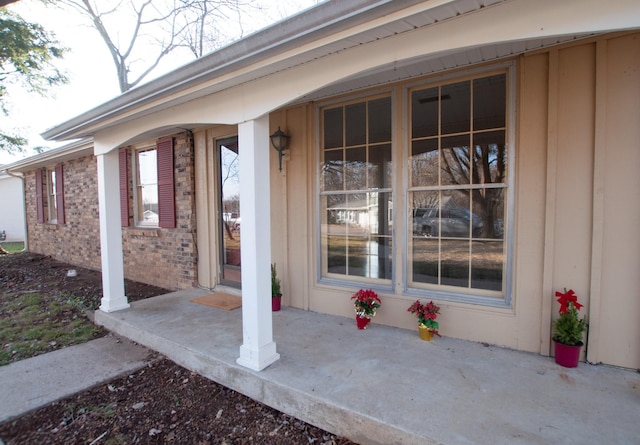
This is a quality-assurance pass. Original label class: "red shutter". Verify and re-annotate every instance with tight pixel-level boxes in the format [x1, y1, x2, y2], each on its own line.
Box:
[119, 148, 129, 227]
[157, 137, 175, 229]
[55, 164, 65, 224]
[36, 169, 44, 223]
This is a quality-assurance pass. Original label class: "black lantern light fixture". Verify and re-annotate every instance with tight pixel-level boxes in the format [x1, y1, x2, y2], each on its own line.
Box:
[270, 126, 290, 172]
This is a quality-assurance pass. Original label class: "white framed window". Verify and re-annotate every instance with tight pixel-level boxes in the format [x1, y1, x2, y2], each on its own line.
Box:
[133, 146, 159, 226]
[38, 164, 64, 225]
[320, 95, 393, 282]
[408, 71, 509, 300]
[318, 66, 513, 305]
[46, 168, 58, 224]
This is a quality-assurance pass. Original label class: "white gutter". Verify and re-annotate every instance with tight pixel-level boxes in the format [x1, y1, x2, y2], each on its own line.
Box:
[3, 139, 94, 173]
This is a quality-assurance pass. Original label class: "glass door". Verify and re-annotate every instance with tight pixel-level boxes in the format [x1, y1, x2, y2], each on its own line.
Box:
[217, 136, 241, 287]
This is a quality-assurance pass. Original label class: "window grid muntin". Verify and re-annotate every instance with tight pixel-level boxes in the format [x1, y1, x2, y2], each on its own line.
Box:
[320, 95, 393, 282]
[134, 147, 159, 227]
[47, 168, 57, 224]
[408, 72, 507, 297]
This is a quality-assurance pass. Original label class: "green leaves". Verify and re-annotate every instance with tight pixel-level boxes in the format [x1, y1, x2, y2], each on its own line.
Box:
[0, 8, 68, 152]
[553, 303, 587, 346]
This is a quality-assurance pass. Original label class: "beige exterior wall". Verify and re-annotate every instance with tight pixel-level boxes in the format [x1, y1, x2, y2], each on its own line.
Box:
[266, 32, 640, 369]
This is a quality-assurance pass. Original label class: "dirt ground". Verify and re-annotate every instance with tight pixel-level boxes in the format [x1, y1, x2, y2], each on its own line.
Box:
[0, 252, 355, 445]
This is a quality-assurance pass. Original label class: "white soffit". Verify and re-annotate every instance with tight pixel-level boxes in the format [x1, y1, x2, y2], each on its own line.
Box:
[296, 34, 592, 103]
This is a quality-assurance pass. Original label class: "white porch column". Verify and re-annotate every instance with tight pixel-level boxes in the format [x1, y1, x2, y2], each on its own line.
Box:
[236, 115, 280, 371]
[96, 150, 129, 312]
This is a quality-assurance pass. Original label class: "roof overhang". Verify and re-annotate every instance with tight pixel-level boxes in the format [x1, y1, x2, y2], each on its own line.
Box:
[41, 0, 640, 143]
[2, 139, 93, 173]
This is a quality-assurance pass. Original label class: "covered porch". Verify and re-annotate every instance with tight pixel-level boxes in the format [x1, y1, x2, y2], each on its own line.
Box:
[95, 289, 639, 445]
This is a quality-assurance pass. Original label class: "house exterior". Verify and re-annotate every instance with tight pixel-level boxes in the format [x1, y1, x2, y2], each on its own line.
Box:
[0, 168, 26, 243]
[6, 0, 640, 370]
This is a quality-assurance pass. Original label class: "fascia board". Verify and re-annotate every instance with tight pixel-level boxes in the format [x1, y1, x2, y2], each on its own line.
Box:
[2, 139, 94, 173]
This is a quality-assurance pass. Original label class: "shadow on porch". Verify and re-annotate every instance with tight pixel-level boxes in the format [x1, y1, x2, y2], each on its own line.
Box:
[95, 289, 639, 445]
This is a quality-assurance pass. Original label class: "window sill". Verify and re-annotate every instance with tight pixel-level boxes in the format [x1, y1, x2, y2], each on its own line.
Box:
[129, 227, 160, 237]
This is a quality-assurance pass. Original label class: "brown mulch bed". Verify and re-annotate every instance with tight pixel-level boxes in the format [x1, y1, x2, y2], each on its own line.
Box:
[0, 252, 356, 445]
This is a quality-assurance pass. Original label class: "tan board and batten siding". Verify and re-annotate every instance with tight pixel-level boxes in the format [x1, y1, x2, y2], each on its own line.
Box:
[244, 33, 638, 369]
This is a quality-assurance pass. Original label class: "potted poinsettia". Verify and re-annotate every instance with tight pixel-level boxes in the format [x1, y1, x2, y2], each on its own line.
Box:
[351, 289, 381, 329]
[552, 288, 587, 368]
[407, 299, 441, 341]
[271, 263, 282, 311]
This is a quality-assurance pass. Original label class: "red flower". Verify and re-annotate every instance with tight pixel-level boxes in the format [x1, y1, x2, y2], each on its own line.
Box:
[555, 289, 583, 314]
[407, 299, 440, 331]
[351, 289, 381, 317]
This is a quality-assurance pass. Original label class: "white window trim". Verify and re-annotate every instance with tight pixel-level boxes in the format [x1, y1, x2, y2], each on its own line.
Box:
[315, 88, 398, 294]
[402, 63, 516, 308]
[132, 144, 159, 228]
[315, 62, 516, 308]
[46, 167, 58, 224]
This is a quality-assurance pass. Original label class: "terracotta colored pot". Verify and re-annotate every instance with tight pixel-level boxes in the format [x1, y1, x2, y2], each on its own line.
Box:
[554, 340, 582, 368]
[418, 325, 434, 341]
[272, 295, 282, 312]
[356, 314, 371, 330]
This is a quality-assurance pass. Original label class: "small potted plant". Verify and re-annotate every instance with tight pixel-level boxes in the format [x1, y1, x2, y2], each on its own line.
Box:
[552, 288, 587, 368]
[407, 299, 440, 341]
[271, 263, 282, 311]
[351, 289, 381, 329]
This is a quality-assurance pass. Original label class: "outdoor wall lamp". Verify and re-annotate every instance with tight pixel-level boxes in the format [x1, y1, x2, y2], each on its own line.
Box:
[270, 126, 290, 171]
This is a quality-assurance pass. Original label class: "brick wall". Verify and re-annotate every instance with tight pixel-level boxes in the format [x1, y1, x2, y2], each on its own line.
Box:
[121, 132, 197, 290]
[24, 131, 198, 291]
[25, 155, 102, 270]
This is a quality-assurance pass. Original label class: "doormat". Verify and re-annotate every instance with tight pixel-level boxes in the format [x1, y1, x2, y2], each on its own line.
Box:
[189, 293, 242, 311]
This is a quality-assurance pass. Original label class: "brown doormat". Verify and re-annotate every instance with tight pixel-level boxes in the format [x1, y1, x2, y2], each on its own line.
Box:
[189, 293, 242, 311]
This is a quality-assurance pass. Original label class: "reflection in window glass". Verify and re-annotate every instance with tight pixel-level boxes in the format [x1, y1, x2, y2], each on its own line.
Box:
[409, 73, 507, 295]
[346, 102, 366, 146]
[441, 81, 470, 134]
[324, 107, 343, 149]
[47, 169, 58, 223]
[345, 147, 367, 190]
[136, 148, 158, 225]
[321, 96, 393, 281]
[411, 139, 439, 187]
[368, 144, 392, 189]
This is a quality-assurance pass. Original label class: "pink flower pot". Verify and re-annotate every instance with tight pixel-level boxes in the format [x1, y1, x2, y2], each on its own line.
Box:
[356, 315, 371, 330]
[272, 296, 281, 312]
[554, 340, 582, 368]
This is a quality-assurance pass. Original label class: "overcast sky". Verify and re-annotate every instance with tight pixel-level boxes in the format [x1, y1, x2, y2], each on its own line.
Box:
[0, 0, 322, 164]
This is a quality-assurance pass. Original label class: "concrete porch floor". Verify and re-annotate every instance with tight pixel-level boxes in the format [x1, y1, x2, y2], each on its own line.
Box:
[95, 289, 639, 445]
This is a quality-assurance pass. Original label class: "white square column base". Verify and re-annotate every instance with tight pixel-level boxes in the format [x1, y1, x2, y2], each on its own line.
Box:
[237, 342, 280, 371]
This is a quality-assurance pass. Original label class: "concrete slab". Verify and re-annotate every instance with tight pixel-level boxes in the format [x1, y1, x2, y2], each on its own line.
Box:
[0, 335, 155, 423]
[94, 289, 640, 445]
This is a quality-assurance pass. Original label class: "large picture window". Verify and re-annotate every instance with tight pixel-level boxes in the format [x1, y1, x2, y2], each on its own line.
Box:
[318, 69, 511, 302]
[409, 73, 507, 296]
[320, 96, 393, 281]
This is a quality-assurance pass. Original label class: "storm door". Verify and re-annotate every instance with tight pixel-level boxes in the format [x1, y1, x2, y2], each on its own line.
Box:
[217, 136, 241, 287]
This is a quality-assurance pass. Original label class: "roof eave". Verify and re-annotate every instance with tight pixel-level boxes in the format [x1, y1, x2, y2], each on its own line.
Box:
[2, 139, 94, 173]
[41, 0, 431, 141]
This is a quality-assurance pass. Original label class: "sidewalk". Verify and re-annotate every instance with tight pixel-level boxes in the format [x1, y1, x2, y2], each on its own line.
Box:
[0, 335, 154, 424]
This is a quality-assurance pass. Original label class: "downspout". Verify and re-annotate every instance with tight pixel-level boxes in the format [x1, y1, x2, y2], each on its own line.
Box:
[1, 169, 28, 252]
